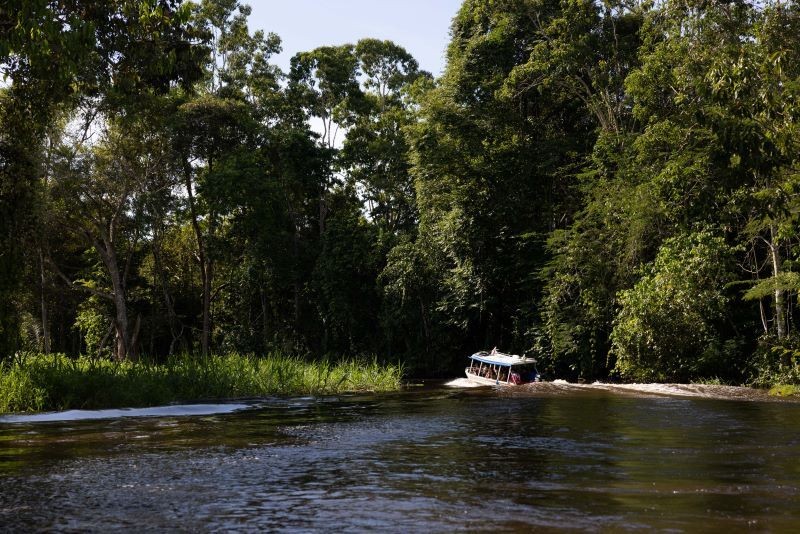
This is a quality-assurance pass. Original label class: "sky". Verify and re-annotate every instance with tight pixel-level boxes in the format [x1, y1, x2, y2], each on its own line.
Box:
[247, 0, 464, 77]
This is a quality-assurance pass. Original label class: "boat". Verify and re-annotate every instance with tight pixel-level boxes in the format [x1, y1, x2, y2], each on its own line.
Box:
[465, 348, 540, 386]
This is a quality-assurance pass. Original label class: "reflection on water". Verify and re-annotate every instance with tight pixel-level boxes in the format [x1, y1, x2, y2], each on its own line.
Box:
[1, 384, 800, 531]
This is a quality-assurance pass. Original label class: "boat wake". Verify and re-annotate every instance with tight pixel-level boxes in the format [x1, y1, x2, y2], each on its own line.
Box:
[512, 381, 791, 401]
[449, 377, 794, 401]
[585, 382, 774, 401]
[443, 378, 485, 388]
[0, 403, 252, 423]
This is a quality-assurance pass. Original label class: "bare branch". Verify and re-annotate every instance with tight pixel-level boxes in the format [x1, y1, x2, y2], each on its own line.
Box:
[45, 253, 114, 302]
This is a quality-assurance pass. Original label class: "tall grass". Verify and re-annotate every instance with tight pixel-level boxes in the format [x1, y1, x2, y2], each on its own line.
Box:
[0, 352, 404, 413]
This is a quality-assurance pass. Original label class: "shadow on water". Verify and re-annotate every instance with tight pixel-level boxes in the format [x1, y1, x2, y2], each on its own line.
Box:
[2, 384, 800, 531]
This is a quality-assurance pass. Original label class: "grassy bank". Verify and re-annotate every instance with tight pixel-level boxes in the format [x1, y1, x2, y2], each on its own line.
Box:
[769, 384, 800, 397]
[0, 353, 404, 413]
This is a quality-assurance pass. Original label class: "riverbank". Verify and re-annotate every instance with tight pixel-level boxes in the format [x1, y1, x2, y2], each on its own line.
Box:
[0, 353, 404, 413]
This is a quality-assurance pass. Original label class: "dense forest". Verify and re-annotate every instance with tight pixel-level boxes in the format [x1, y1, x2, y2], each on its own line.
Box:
[1, 0, 799, 384]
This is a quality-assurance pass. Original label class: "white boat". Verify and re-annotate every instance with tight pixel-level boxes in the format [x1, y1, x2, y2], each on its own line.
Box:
[465, 348, 540, 386]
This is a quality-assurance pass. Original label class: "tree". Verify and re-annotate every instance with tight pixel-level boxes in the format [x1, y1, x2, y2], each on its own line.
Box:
[312, 187, 380, 354]
[288, 45, 363, 149]
[173, 94, 254, 357]
[610, 231, 736, 382]
[0, 0, 205, 358]
[170, 0, 278, 357]
[47, 112, 174, 360]
[341, 39, 430, 237]
[624, 0, 800, 344]
[539, 0, 800, 379]
[384, 0, 611, 370]
[502, 0, 643, 134]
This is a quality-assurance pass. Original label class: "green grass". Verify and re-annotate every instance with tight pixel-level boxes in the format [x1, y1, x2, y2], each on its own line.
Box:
[690, 377, 727, 386]
[0, 352, 404, 413]
[768, 384, 800, 397]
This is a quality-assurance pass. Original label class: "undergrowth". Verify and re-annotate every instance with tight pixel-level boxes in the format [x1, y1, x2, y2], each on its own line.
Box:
[745, 336, 800, 396]
[0, 352, 404, 413]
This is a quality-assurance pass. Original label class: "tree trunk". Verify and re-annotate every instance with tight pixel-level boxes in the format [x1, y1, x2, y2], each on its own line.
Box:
[202, 259, 213, 357]
[38, 248, 51, 354]
[769, 226, 786, 340]
[113, 301, 129, 359]
[152, 233, 181, 354]
[109, 249, 130, 361]
[759, 299, 769, 336]
[260, 286, 270, 352]
[129, 313, 142, 361]
[93, 233, 129, 360]
[183, 162, 211, 358]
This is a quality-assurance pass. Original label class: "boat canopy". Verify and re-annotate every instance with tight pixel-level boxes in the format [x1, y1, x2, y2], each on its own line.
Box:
[468, 351, 536, 367]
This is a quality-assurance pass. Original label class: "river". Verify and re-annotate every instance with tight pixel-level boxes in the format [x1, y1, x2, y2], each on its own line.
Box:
[1, 382, 799, 531]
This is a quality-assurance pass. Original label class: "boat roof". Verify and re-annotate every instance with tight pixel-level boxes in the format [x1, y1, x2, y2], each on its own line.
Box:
[469, 351, 537, 367]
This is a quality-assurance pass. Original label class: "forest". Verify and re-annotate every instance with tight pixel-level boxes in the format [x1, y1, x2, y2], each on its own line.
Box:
[1, 0, 800, 387]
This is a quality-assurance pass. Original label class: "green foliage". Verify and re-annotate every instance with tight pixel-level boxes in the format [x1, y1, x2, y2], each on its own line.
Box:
[340, 39, 427, 236]
[502, 0, 643, 133]
[0, 0, 208, 358]
[743, 272, 800, 301]
[0, 353, 404, 413]
[289, 44, 364, 146]
[539, 224, 620, 380]
[0, 361, 49, 413]
[610, 231, 737, 382]
[748, 335, 800, 387]
[539, 0, 800, 383]
[5, 0, 800, 387]
[312, 188, 380, 355]
[73, 298, 110, 357]
[769, 384, 800, 397]
[381, 0, 608, 370]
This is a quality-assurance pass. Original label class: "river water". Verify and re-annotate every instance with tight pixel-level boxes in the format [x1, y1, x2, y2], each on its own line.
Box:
[1, 382, 799, 531]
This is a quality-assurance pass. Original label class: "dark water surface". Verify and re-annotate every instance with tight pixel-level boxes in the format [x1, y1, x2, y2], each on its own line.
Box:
[2, 383, 800, 532]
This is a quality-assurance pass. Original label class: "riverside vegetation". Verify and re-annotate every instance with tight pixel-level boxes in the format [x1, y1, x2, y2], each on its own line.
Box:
[2, 0, 800, 411]
[0, 353, 403, 413]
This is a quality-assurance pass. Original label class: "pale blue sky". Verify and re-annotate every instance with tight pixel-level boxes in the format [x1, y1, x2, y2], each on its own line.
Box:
[247, 0, 463, 76]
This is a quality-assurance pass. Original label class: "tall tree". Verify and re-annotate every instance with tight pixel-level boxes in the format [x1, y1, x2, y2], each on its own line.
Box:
[46, 112, 174, 360]
[0, 0, 204, 358]
[623, 0, 800, 345]
[385, 0, 608, 371]
[342, 39, 429, 236]
[171, 0, 277, 357]
[174, 94, 253, 357]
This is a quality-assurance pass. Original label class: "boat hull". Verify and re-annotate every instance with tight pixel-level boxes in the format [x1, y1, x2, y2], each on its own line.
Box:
[465, 369, 514, 386]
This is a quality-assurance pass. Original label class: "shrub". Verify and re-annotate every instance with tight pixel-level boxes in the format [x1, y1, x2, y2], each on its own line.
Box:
[610, 231, 737, 382]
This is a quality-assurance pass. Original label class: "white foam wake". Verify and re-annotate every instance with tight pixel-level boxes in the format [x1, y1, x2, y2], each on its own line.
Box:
[1, 403, 251, 423]
[443, 378, 484, 388]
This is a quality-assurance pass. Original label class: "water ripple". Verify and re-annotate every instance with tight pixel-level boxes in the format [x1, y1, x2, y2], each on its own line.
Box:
[1, 387, 800, 531]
